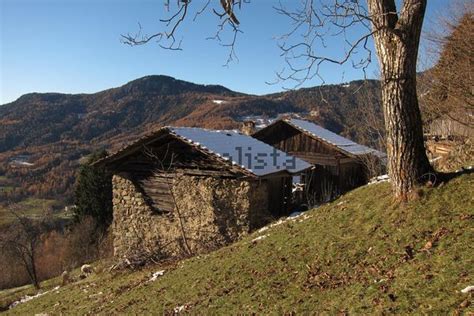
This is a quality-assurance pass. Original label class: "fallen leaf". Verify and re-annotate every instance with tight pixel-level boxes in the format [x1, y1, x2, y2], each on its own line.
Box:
[423, 241, 433, 250]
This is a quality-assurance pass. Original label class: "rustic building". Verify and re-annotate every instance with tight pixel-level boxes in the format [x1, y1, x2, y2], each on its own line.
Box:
[426, 114, 473, 139]
[252, 118, 385, 204]
[94, 127, 310, 259]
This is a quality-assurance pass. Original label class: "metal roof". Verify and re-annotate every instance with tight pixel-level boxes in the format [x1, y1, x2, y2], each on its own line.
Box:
[169, 127, 311, 177]
[287, 118, 386, 157]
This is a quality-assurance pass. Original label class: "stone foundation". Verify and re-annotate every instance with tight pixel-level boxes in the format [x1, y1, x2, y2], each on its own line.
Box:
[112, 173, 271, 259]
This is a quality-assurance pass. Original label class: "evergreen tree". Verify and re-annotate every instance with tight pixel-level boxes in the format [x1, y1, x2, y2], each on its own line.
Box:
[73, 150, 112, 228]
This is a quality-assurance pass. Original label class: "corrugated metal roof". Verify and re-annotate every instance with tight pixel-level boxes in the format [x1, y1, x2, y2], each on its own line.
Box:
[169, 127, 311, 176]
[287, 119, 386, 157]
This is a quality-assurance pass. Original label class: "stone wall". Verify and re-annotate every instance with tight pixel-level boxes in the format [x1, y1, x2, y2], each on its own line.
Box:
[111, 173, 271, 259]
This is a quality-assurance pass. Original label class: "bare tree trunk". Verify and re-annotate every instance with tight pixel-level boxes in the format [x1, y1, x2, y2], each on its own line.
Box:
[368, 0, 433, 200]
[168, 178, 193, 256]
[29, 249, 40, 289]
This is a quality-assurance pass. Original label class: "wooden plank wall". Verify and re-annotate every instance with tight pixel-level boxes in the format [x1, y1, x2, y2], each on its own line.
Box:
[254, 121, 357, 166]
[138, 173, 175, 212]
[301, 162, 366, 204]
[301, 166, 339, 204]
[265, 176, 293, 216]
[254, 121, 369, 203]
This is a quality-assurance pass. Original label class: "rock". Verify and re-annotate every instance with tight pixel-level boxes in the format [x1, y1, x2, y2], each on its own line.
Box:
[459, 299, 470, 308]
[423, 241, 433, 250]
[81, 264, 93, 274]
[460, 285, 474, 293]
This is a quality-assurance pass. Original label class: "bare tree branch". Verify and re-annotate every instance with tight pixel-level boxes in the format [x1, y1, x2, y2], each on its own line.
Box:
[122, 0, 248, 58]
[269, 0, 385, 88]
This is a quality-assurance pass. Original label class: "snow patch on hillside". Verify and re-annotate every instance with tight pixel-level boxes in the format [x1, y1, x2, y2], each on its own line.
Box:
[212, 100, 227, 104]
[9, 286, 60, 309]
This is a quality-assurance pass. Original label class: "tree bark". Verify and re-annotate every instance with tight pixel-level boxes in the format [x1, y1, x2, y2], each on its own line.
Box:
[29, 248, 40, 289]
[367, 0, 433, 200]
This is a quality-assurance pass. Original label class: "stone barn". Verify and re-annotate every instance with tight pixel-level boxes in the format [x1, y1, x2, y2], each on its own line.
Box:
[252, 118, 386, 204]
[94, 126, 310, 259]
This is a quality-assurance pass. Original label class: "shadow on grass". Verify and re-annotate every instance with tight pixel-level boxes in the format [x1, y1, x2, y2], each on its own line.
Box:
[436, 167, 474, 185]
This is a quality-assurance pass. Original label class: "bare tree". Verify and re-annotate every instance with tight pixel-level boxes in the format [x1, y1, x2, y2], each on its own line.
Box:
[419, 5, 473, 129]
[123, 0, 439, 200]
[0, 208, 50, 289]
[279, 0, 434, 199]
[352, 81, 387, 179]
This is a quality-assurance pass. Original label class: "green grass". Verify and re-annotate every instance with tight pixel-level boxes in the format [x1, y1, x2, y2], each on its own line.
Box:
[2, 174, 473, 314]
[0, 198, 68, 226]
[0, 175, 15, 193]
[0, 186, 14, 193]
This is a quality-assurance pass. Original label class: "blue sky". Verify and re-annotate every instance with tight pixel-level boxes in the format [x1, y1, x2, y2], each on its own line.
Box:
[1, 0, 449, 104]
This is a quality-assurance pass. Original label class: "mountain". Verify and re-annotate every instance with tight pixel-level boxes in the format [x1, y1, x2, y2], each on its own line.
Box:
[0, 75, 241, 151]
[0, 75, 383, 201]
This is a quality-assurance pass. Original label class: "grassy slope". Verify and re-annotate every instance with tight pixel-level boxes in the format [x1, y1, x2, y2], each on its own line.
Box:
[0, 198, 68, 226]
[0, 175, 14, 194]
[0, 175, 70, 226]
[3, 174, 473, 314]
